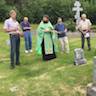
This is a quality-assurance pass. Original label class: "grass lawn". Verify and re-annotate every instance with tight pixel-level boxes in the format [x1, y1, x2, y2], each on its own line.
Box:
[0, 23, 96, 96]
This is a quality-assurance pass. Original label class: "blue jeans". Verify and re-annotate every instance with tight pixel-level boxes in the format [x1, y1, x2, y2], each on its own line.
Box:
[10, 35, 20, 66]
[24, 31, 32, 50]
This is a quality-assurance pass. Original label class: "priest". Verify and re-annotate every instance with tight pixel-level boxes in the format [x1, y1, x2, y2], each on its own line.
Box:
[36, 15, 57, 61]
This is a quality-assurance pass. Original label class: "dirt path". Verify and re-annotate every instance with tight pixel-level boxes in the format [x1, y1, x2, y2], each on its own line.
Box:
[67, 32, 96, 38]
[32, 31, 96, 38]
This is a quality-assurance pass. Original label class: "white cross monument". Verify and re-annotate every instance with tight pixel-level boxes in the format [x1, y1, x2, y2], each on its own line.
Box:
[72, 0, 83, 25]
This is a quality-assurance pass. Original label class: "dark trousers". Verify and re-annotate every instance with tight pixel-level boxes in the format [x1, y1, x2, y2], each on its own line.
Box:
[10, 35, 20, 67]
[81, 33, 91, 50]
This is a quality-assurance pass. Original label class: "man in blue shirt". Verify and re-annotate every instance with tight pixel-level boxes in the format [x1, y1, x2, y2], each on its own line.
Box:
[55, 17, 70, 53]
[21, 17, 32, 53]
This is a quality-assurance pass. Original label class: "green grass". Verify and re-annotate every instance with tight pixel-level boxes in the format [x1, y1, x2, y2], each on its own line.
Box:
[0, 23, 96, 96]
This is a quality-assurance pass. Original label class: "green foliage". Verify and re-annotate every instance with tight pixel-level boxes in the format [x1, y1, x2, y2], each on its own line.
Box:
[80, 0, 96, 23]
[0, 0, 96, 27]
[65, 19, 76, 32]
[0, 0, 12, 21]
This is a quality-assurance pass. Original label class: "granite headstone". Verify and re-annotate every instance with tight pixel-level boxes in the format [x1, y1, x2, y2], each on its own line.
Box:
[87, 56, 96, 96]
[74, 48, 87, 65]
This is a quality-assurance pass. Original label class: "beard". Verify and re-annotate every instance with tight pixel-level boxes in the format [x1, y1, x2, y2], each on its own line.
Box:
[43, 20, 49, 23]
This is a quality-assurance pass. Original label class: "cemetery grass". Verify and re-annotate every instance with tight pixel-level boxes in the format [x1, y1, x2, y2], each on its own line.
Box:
[0, 23, 96, 96]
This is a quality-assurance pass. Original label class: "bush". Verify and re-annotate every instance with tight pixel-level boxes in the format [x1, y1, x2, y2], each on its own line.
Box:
[1, 0, 96, 25]
[64, 19, 76, 32]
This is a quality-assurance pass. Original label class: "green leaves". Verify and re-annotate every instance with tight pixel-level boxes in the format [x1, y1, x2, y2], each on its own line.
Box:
[0, 0, 96, 24]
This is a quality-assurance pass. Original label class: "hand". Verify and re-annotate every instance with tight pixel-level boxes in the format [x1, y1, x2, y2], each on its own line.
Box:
[44, 29, 50, 32]
[87, 29, 91, 32]
[53, 30, 60, 34]
[23, 27, 31, 30]
[82, 31, 87, 35]
[64, 28, 67, 32]
[18, 32, 24, 37]
[17, 31, 20, 34]
[11, 27, 18, 32]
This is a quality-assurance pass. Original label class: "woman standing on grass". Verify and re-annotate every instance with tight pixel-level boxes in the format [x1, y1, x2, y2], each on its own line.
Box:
[36, 15, 57, 61]
[20, 17, 32, 53]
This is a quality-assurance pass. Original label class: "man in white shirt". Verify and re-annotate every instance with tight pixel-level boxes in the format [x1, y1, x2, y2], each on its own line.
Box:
[4, 10, 21, 69]
[78, 14, 92, 51]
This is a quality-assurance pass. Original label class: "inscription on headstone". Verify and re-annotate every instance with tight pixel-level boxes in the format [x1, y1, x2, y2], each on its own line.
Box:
[74, 48, 87, 65]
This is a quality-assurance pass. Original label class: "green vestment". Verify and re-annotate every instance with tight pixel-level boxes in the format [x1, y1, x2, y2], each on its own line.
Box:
[36, 21, 58, 55]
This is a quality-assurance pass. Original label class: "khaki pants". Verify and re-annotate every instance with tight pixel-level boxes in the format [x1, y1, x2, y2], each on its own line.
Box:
[59, 36, 70, 53]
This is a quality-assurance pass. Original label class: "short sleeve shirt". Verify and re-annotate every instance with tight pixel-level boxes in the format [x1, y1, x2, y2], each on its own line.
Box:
[4, 18, 19, 34]
[55, 23, 66, 38]
[78, 19, 92, 30]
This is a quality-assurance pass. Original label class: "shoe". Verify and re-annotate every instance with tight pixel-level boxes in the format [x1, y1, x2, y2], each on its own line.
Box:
[10, 65, 15, 69]
[88, 48, 91, 51]
[25, 50, 29, 53]
[29, 49, 33, 53]
[16, 62, 20, 66]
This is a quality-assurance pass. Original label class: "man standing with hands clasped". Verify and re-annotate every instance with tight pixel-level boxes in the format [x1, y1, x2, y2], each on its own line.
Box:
[77, 14, 92, 51]
[4, 10, 22, 69]
[20, 17, 32, 53]
[55, 17, 70, 53]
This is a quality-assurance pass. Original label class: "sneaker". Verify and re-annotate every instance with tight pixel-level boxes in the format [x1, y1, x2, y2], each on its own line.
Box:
[25, 50, 29, 53]
[29, 49, 33, 53]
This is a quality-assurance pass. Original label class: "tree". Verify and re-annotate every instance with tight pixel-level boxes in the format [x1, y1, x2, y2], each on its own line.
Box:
[0, 0, 96, 24]
[0, 0, 12, 21]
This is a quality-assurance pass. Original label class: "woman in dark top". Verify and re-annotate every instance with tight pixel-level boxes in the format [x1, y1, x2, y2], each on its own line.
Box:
[21, 17, 32, 53]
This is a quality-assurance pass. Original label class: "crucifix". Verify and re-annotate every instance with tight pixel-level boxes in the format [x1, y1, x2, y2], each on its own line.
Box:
[72, 0, 83, 25]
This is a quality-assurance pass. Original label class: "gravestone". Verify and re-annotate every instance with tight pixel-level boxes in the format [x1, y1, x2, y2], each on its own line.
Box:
[72, 0, 83, 25]
[74, 48, 87, 65]
[87, 56, 96, 96]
